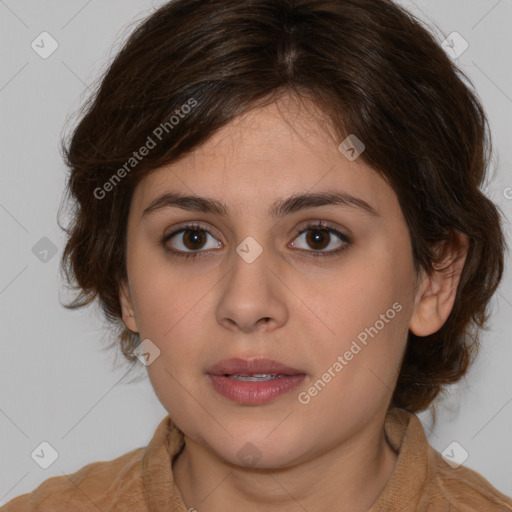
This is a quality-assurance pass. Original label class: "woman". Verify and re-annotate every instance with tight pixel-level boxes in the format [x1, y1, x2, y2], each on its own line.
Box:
[3, 0, 511, 510]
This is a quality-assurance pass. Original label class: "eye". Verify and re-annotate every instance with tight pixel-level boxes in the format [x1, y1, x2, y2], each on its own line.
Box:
[161, 221, 351, 260]
[290, 221, 351, 259]
[161, 223, 221, 259]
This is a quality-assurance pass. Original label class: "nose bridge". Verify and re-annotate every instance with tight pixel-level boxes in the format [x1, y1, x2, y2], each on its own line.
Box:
[229, 234, 273, 296]
[215, 232, 287, 331]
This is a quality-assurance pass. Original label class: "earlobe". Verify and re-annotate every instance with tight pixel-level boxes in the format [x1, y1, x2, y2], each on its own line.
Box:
[409, 231, 470, 337]
[119, 280, 139, 333]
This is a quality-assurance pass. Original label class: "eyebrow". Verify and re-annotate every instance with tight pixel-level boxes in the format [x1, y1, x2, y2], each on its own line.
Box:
[142, 191, 380, 219]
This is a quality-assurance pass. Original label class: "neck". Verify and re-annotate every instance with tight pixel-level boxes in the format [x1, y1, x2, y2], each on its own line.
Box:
[172, 413, 398, 512]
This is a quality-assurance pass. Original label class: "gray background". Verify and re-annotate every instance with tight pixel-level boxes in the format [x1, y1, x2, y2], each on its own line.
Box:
[1, 0, 511, 504]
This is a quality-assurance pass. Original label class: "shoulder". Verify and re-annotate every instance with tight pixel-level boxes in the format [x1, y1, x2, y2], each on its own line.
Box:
[428, 450, 512, 511]
[379, 409, 512, 511]
[0, 446, 146, 512]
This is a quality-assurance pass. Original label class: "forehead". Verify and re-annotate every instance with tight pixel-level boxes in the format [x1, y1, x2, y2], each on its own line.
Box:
[131, 97, 402, 221]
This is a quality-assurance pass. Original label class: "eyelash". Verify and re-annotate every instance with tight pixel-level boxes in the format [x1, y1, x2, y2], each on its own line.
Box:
[160, 221, 351, 261]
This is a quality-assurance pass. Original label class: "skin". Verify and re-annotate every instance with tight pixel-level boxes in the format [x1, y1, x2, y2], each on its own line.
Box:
[119, 94, 468, 512]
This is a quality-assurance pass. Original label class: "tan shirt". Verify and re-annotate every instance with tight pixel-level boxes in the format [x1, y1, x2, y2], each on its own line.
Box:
[2, 408, 511, 511]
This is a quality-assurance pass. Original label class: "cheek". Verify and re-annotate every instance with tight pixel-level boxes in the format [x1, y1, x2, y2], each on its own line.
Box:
[299, 276, 410, 419]
[321, 248, 409, 329]
[126, 240, 198, 338]
[306, 243, 413, 379]
[130, 273, 174, 340]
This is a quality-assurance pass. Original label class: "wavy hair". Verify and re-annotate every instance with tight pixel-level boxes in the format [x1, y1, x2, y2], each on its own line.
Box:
[59, 0, 506, 412]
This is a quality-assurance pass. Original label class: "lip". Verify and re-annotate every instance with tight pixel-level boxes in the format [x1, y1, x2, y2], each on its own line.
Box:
[207, 357, 304, 376]
[208, 374, 306, 405]
[207, 357, 306, 405]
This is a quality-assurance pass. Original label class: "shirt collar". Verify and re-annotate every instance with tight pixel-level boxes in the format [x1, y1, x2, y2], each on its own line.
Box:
[141, 408, 432, 511]
[370, 408, 436, 510]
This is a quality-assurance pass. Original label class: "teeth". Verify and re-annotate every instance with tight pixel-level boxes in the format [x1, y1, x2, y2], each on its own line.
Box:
[228, 374, 285, 381]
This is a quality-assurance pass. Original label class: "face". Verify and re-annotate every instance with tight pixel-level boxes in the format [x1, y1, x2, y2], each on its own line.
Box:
[119, 95, 431, 469]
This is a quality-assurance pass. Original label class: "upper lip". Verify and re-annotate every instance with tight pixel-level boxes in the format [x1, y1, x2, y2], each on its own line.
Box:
[207, 357, 305, 376]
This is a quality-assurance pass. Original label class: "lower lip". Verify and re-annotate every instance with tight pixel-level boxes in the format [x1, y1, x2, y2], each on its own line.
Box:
[208, 374, 306, 405]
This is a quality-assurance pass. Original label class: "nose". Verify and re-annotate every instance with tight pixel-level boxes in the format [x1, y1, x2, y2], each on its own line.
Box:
[215, 244, 288, 334]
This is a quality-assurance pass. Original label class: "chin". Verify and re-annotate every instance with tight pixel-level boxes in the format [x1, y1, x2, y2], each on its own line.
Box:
[207, 428, 306, 470]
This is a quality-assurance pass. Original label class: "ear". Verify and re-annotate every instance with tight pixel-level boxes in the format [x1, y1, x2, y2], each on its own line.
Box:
[119, 279, 139, 334]
[410, 230, 470, 337]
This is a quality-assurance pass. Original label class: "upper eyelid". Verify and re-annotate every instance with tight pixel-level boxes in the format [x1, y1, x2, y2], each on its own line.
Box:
[163, 220, 349, 245]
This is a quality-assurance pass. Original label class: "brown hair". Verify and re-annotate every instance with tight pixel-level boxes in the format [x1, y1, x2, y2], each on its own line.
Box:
[59, 0, 506, 412]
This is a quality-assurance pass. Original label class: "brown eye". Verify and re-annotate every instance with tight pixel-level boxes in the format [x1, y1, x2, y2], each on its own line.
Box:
[162, 223, 222, 258]
[161, 221, 350, 261]
[291, 222, 351, 259]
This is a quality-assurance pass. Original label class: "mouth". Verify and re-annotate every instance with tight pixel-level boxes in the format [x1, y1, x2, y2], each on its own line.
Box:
[207, 357, 306, 405]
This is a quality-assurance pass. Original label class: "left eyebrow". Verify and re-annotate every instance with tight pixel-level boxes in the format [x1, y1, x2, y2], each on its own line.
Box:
[142, 191, 380, 219]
